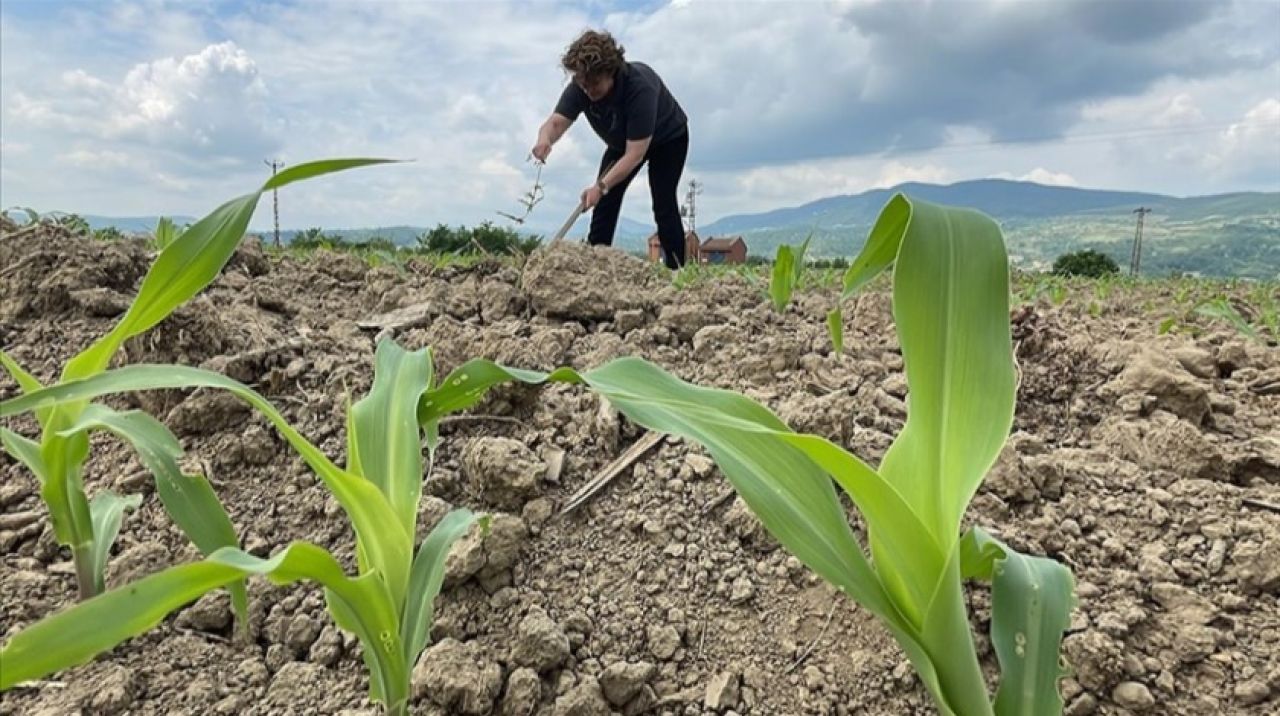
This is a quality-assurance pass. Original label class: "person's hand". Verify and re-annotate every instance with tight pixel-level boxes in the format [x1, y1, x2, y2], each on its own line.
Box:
[531, 141, 552, 162]
[581, 183, 604, 209]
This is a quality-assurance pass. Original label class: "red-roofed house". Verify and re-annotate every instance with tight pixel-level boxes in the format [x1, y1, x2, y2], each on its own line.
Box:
[647, 230, 702, 264]
[700, 236, 748, 264]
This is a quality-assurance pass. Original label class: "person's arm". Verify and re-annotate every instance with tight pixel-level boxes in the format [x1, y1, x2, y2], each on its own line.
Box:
[582, 79, 658, 206]
[535, 84, 585, 161]
[534, 113, 573, 158]
[599, 137, 650, 190]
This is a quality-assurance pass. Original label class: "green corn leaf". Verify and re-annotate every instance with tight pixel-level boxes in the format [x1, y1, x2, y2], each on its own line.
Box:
[59, 404, 248, 624]
[402, 509, 480, 665]
[263, 158, 400, 191]
[87, 491, 142, 587]
[63, 158, 396, 382]
[0, 542, 405, 703]
[0, 365, 412, 613]
[1194, 298, 1259, 341]
[827, 306, 844, 354]
[0, 350, 50, 427]
[962, 528, 1075, 716]
[419, 360, 576, 427]
[859, 195, 1016, 545]
[842, 195, 910, 298]
[769, 244, 796, 312]
[918, 545, 996, 716]
[39, 431, 93, 560]
[0, 427, 46, 485]
[62, 192, 261, 381]
[350, 341, 434, 547]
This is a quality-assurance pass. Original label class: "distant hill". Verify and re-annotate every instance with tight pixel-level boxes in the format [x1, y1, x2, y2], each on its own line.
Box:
[692, 179, 1279, 280]
[68, 179, 1279, 279]
[700, 179, 1276, 234]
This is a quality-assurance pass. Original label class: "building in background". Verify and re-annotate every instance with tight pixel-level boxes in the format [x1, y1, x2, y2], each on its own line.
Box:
[646, 232, 749, 265]
[700, 236, 748, 264]
[647, 230, 702, 264]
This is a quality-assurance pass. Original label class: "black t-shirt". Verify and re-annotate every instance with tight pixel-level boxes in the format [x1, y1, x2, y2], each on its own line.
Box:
[554, 61, 688, 152]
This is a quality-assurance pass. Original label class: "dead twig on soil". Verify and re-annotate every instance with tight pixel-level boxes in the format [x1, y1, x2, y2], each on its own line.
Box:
[1242, 497, 1280, 515]
[701, 488, 736, 516]
[558, 431, 664, 516]
[787, 600, 838, 674]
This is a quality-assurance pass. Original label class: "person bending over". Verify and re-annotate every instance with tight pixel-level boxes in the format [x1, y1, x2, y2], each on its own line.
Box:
[532, 29, 690, 269]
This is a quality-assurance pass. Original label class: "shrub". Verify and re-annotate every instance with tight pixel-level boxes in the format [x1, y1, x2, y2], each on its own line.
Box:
[1052, 249, 1120, 278]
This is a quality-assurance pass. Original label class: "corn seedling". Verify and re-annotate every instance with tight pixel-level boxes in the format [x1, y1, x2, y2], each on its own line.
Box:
[0, 159, 393, 601]
[769, 233, 811, 312]
[150, 216, 187, 252]
[826, 306, 845, 354]
[409, 194, 1076, 715]
[0, 339, 478, 716]
[1193, 297, 1260, 342]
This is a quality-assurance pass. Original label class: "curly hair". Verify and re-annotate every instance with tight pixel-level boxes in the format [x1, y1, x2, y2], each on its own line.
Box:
[561, 29, 626, 80]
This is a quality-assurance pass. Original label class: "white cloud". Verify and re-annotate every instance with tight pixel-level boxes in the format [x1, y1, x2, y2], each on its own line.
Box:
[7, 41, 278, 172]
[1204, 98, 1280, 181]
[56, 149, 134, 169]
[874, 161, 952, 188]
[992, 168, 1079, 187]
[1155, 93, 1206, 126]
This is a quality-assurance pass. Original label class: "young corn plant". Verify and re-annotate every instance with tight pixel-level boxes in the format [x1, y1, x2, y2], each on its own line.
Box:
[0, 339, 477, 716]
[413, 194, 1076, 715]
[769, 233, 812, 312]
[0, 158, 393, 601]
[149, 216, 187, 252]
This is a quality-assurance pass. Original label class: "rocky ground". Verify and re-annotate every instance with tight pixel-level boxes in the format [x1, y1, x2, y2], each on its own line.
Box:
[1, 228, 1277, 716]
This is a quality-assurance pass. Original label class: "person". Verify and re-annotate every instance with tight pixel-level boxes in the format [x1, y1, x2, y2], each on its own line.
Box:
[532, 29, 690, 269]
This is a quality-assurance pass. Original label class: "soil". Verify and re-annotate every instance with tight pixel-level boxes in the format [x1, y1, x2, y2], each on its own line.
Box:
[1, 229, 1277, 716]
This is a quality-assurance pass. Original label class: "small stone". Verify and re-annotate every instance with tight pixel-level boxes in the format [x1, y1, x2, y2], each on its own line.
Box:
[704, 671, 740, 711]
[1233, 679, 1270, 706]
[284, 612, 322, 656]
[1112, 681, 1155, 711]
[647, 624, 682, 661]
[600, 661, 656, 705]
[82, 665, 136, 716]
[623, 685, 658, 716]
[729, 576, 754, 604]
[308, 626, 344, 666]
[463, 437, 546, 509]
[802, 664, 824, 690]
[266, 662, 332, 706]
[512, 607, 571, 673]
[522, 498, 554, 532]
[1064, 692, 1098, 716]
[413, 638, 502, 715]
[683, 453, 715, 479]
[236, 657, 270, 686]
[176, 592, 232, 632]
[502, 667, 542, 716]
[554, 676, 610, 716]
[264, 643, 290, 672]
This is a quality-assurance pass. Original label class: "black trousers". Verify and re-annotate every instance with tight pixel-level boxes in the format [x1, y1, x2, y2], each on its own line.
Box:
[588, 130, 689, 269]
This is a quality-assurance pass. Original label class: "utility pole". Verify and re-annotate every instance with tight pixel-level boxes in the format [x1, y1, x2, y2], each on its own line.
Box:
[264, 159, 284, 247]
[1129, 207, 1151, 276]
[680, 178, 703, 233]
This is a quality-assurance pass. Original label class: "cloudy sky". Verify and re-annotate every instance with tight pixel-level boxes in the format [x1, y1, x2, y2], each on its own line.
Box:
[1, 0, 1277, 233]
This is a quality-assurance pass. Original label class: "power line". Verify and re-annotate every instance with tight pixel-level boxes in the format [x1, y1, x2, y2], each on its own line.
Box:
[264, 159, 284, 247]
[1129, 207, 1152, 277]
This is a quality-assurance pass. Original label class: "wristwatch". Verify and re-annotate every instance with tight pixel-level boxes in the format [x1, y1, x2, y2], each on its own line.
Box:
[597, 179, 609, 195]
